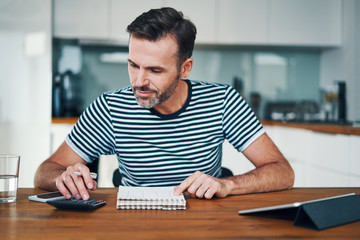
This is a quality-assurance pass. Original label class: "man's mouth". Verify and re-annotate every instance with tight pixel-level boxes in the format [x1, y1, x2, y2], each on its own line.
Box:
[134, 87, 157, 99]
[137, 90, 154, 98]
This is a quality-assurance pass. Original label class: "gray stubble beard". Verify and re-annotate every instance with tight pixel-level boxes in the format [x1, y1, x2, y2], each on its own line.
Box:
[134, 73, 180, 109]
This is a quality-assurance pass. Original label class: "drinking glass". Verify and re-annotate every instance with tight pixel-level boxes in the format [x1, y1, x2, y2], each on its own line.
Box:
[0, 155, 20, 203]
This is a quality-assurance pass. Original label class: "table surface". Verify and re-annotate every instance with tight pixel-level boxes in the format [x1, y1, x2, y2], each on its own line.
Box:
[1, 188, 360, 239]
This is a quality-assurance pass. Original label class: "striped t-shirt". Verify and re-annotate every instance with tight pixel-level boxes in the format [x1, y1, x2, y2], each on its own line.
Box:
[66, 79, 265, 186]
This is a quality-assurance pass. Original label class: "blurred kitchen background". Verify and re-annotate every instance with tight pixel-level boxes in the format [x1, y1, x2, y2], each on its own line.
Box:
[1, 0, 359, 188]
[54, 40, 324, 122]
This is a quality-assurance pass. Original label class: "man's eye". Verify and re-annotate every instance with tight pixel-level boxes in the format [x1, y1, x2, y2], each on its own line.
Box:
[129, 63, 139, 68]
[151, 69, 162, 73]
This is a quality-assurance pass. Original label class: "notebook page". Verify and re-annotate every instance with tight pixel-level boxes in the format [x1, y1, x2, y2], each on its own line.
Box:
[118, 186, 185, 201]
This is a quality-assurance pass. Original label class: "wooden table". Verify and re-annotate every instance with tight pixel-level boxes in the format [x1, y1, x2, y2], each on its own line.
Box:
[1, 188, 360, 239]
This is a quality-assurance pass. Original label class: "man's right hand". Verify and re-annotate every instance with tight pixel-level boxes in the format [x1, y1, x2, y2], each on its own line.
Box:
[55, 163, 97, 200]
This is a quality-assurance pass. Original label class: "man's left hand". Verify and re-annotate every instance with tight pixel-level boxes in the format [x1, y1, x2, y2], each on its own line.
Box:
[174, 171, 232, 199]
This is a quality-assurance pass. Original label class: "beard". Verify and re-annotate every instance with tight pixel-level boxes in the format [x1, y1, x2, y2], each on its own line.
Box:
[132, 74, 180, 109]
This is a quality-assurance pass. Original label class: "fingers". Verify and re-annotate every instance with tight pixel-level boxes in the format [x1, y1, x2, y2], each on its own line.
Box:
[175, 171, 227, 199]
[76, 166, 96, 190]
[174, 171, 200, 196]
[55, 163, 95, 200]
[188, 174, 218, 199]
[55, 176, 72, 199]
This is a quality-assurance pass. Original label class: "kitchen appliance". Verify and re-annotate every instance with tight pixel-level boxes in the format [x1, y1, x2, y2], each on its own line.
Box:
[52, 70, 82, 117]
[264, 101, 297, 121]
[233, 76, 243, 96]
[52, 72, 63, 117]
[250, 92, 261, 118]
[321, 81, 347, 123]
[294, 100, 320, 122]
[337, 81, 346, 123]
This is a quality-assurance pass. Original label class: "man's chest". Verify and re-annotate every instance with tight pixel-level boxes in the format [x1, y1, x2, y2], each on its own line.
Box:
[112, 115, 224, 151]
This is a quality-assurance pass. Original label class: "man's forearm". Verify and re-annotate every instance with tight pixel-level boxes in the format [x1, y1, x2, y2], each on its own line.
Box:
[34, 161, 66, 191]
[225, 160, 294, 195]
[174, 158, 294, 199]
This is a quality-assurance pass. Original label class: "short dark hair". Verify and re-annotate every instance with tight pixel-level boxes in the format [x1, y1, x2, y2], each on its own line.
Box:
[127, 7, 197, 68]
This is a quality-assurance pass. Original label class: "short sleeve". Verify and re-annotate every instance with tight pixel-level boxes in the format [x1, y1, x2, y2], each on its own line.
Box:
[222, 86, 265, 152]
[66, 94, 116, 163]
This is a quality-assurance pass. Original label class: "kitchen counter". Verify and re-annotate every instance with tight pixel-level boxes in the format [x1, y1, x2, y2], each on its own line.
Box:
[52, 117, 79, 124]
[261, 120, 360, 136]
[52, 118, 360, 136]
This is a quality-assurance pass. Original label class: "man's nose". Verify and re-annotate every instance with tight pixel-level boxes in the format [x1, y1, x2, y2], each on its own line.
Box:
[136, 68, 150, 86]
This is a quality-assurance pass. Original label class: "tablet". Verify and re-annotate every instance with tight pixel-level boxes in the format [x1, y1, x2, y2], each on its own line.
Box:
[238, 193, 355, 215]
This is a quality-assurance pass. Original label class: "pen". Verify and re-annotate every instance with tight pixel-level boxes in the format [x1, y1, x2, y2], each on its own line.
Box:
[73, 171, 97, 179]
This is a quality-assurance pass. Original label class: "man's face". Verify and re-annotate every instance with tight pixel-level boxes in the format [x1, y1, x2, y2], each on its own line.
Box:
[128, 35, 180, 109]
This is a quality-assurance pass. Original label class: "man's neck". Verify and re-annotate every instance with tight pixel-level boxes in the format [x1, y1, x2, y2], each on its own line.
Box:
[153, 79, 188, 115]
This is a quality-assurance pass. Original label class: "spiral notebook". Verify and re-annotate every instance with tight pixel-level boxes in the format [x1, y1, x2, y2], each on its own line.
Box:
[116, 186, 186, 210]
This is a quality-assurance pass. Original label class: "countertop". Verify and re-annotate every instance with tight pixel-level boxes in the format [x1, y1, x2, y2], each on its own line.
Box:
[261, 120, 360, 136]
[52, 117, 360, 136]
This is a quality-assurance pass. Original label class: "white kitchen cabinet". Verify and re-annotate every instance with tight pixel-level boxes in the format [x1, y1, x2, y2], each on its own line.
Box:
[265, 126, 311, 187]
[52, 0, 342, 47]
[217, 0, 341, 46]
[53, 0, 219, 43]
[217, 0, 268, 44]
[303, 132, 351, 187]
[230, 126, 308, 187]
[349, 135, 360, 186]
[266, 125, 356, 187]
[288, 160, 306, 187]
[304, 164, 350, 187]
[50, 124, 74, 153]
[269, 0, 342, 46]
[162, 0, 217, 44]
[266, 126, 311, 162]
[109, 0, 163, 42]
[53, 0, 109, 39]
[98, 154, 118, 187]
[307, 132, 350, 175]
[222, 140, 255, 176]
[111, 0, 217, 44]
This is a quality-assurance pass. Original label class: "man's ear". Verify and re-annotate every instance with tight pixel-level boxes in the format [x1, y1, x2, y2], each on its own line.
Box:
[180, 58, 193, 78]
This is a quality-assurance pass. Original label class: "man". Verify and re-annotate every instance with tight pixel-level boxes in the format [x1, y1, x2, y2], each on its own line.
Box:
[35, 7, 294, 200]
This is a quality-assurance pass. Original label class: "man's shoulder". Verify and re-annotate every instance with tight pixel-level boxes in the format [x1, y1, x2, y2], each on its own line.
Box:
[188, 80, 230, 92]
[103, 86, 133, 97]
[188, 79, 229, 88]
[101, 86, 135, 101]
[97, 86, 138, 108]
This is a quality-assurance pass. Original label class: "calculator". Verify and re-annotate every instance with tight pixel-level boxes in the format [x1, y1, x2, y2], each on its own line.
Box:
[47, 198, 106, 210]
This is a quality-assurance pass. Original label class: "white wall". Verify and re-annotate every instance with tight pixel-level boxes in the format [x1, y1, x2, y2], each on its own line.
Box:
[0, 0, 52, 187]
[320, 0, 360, 122]
[354, 1, 360, 122]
